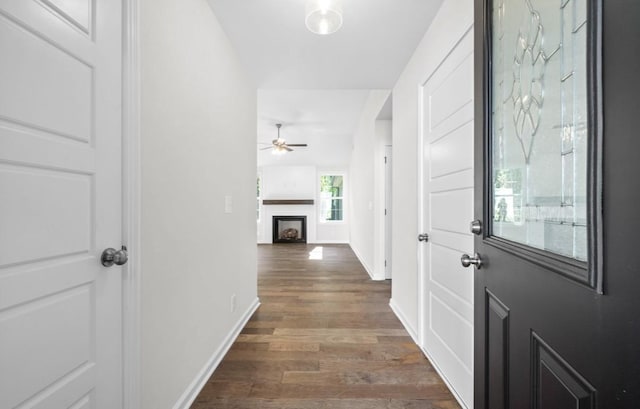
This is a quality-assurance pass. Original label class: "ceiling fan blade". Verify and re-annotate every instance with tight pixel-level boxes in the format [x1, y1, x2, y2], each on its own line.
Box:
[284, 146, 293, 152]
[286, 144, 308, 147]
[259, 146, 273, 151]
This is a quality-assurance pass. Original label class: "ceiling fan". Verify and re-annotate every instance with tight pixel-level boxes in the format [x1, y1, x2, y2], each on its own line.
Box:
[259, 124, 308, 154]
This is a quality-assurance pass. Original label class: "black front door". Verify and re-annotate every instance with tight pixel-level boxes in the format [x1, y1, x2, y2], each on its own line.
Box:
[474, 0, 640, 408]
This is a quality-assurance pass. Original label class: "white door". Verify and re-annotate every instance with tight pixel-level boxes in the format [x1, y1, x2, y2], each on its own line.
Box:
[384, 146, 392, 279]
[419, 29, 474, 408]
[0, 1, 123, 408]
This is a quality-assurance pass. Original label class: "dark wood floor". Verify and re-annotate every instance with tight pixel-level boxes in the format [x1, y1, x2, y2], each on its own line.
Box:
[191, 244, 461, 408]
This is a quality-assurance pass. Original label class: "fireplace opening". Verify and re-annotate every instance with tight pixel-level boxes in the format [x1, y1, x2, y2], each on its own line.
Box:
[273, 216, 307, 244]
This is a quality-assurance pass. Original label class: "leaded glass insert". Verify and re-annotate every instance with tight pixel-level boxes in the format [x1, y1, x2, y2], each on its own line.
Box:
[491, 0, 588, 261]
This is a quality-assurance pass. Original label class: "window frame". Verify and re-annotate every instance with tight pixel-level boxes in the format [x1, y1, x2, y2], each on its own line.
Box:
[480, 0, 603, 291]
[317, 172, 347, 223]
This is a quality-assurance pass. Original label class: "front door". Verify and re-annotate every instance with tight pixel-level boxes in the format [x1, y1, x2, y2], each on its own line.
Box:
[0, 1, 124, 408]
[474, 0, 640, 408]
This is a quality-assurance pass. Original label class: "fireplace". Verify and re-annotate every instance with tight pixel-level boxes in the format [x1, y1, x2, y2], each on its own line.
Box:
[273, 216, 307, 243]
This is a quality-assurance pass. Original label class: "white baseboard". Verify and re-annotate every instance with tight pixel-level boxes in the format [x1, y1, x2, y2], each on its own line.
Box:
[172, 297, 260, 409]
[389, 298, 419, 343]
[350, 244, 383, 281]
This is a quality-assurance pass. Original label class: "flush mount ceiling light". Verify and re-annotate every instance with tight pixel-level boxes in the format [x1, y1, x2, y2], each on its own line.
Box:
[305, 0, 343, 35]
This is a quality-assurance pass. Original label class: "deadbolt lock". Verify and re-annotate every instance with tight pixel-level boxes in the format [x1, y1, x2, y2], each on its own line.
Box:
[470, 220, 482, 235]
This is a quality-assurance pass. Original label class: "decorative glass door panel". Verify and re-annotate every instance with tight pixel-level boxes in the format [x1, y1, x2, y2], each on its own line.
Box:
[491, 0, 589, 261]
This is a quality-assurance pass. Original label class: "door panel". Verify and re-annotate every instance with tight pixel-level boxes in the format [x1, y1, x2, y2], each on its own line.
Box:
[429, 55, 473, 130]
[485, 291, 508, 409]
[0, 165, 91, 265]
[531, 332, 595, 409]
[431, 244, 473, 303]
[40, 0, 93, 33]
[1, 286, 93, 409]
[0, 1, 123, 408]
[429, 293, 473, 370]
[430, 122, 474, 178]
[420, 28, 474, 408]
[0, 16, 93, 140]
[475, 0, 640, 408]
[431, 189, 473, 234]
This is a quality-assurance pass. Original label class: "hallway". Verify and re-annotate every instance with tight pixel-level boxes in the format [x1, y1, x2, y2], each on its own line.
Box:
[191, 244, 461, 408]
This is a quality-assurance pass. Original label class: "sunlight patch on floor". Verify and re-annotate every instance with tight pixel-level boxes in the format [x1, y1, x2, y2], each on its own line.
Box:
[308, 246, 324, 260]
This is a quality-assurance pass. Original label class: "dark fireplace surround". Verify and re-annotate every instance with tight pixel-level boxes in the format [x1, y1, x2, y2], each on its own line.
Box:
[272, 216, 307, 244]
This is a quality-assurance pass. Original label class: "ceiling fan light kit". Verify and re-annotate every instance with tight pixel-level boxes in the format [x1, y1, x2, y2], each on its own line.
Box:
[305, 0, 343, 35]
[272, 145, 288, 155]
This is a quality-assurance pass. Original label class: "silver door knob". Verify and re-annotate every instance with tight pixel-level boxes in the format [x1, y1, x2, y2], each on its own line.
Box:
[418, 233, 429, 242]
[461, 253, 482, 269]
[101, 246, 128, 267]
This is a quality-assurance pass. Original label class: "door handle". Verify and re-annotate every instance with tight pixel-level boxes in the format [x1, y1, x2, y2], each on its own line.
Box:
[418, 233, 429, 242]
[461, 253, 482, 269]
[101, 246, 128, 267]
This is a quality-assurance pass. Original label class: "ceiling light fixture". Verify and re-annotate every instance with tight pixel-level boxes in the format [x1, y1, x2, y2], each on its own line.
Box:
[272, 145, 287, 155]
[305, 0, 343, 35]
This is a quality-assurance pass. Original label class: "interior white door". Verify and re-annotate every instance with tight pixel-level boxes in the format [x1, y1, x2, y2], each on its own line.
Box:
[419, 29, 474, 408]
[0, 1, 123, 408]
[384, 146, 392, 279]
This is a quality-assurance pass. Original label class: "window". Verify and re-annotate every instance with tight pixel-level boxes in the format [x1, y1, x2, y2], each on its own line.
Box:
[490, 0, 589, 262]
[319, 174, 344, 221]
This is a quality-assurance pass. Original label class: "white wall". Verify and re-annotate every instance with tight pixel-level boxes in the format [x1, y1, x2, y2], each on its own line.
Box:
[390, 0, 473, 337]
[348, 90, 391, 279]
[257, 166, 349, 243]
[140, 1, 258, 408]
[261, 166, 316, 199]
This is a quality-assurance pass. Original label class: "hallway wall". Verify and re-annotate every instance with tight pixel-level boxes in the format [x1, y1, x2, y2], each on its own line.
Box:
[390, 0, 474, 337]
[140, 0, 258, 408]
[349, 90, 391, 279]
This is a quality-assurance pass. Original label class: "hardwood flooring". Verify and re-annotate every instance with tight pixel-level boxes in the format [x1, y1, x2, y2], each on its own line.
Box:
[191, 244, 461, 409]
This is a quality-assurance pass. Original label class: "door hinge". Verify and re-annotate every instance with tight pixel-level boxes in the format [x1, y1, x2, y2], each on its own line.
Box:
[384, 260, 387, 267]
[384, 156, 387, 164]
[384, 208, 387, 216]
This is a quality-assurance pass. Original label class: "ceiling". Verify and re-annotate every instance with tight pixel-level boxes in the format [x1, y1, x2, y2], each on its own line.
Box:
[257, 90, 370, 167]
[206, 0, 444, 167]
